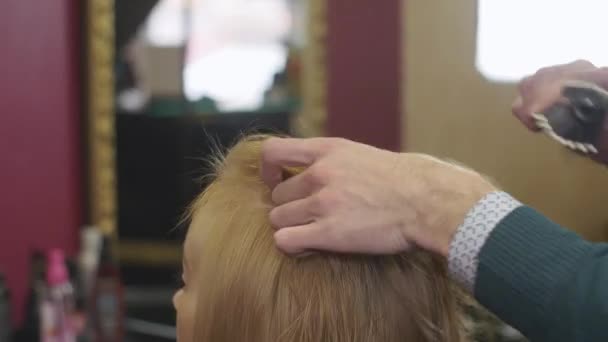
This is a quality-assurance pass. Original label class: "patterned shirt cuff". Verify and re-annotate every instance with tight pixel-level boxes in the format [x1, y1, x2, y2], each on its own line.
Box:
[447, 191, 522, 293]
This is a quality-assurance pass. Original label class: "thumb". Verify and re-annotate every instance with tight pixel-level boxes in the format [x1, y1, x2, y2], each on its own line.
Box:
[512, 96, 541, 131]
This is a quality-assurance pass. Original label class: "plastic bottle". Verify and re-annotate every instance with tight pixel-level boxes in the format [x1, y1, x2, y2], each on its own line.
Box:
[40, 249, 76, 342]
[91, 237, 124, 342]
[79, 227, 102, 297]
[78, 227, 102, 341]
[16, 250, 45, 341]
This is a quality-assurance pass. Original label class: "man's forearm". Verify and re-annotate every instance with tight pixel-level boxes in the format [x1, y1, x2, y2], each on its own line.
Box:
[476, 206, 608, 341]
[449, 193, 608, 341]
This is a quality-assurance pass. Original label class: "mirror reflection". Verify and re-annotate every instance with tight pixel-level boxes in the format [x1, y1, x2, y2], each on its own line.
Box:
[116, 0, 306, 114]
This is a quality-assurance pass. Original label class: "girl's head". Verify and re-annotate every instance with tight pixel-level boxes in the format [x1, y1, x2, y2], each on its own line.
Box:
[173, 135, 464, 342]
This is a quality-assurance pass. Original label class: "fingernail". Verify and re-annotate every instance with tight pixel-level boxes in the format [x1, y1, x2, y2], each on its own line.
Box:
[294, 250, 319, 258]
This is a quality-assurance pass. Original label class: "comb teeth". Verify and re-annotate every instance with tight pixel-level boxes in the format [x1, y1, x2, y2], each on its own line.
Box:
[532, 113, 598, 154]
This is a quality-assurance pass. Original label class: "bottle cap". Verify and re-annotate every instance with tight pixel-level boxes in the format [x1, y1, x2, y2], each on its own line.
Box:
[81, 227, 102, 254]
[46, 249, 69, 286]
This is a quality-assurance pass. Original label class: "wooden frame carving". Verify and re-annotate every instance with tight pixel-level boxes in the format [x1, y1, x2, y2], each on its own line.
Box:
[86, 0, 117, 237]
[295, 0, 328, 137]
[86, 0, 327, 265]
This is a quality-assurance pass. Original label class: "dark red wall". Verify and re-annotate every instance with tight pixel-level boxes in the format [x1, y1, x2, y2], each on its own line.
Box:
[327, 0, 402, 151]
[0, 0, 81, 325]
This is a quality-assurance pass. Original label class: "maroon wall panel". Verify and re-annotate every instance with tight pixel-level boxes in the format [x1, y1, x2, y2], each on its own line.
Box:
[0, 0, 81, 325]
[327, 0, 402, 151]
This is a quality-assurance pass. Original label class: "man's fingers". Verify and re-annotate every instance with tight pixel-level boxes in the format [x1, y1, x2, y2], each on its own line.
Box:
[261, 138, 329, 188]
[269, 197, 316, 229]
[513, 60, 597, 132]
[273, 223, 326, 254]
[577, 68, 608, 90]
[271, 170, 319, 205]
[514, 80, 565, 132]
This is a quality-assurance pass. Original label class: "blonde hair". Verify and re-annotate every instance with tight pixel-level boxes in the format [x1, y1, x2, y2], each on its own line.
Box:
[187, 135, 465, 342]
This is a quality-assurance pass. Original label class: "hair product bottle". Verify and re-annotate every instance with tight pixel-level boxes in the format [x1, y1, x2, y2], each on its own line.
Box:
[16, 250, 45, 341]
[79, 227, 102, 297]
[40, 249, 76, 342]
[91, 237, 124, 342]
[78, 227, 102, 341]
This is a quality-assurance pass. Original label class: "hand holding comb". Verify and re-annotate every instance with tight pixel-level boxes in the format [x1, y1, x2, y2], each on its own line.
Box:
[532, 81, 608, 154]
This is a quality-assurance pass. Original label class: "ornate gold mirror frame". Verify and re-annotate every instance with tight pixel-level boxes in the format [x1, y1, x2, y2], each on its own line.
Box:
[86, 0, 116, 238]
[86, 0, 328, 265]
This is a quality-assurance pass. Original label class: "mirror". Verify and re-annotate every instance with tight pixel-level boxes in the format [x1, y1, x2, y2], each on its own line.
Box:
[85, 0, 326, 338]
[86, 0, 326, 257]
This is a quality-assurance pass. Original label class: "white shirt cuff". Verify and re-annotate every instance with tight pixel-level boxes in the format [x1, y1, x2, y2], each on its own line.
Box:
[447, 191, 522, 293]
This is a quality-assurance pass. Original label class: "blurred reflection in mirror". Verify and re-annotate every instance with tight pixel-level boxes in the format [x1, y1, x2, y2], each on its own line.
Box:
[118, 0, 305, 114]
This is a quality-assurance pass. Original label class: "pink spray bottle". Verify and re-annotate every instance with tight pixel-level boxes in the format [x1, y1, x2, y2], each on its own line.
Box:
[40, 249, 76, 342]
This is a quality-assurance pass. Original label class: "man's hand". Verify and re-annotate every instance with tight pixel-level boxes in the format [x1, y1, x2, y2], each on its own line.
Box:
[512, 60, 608, 163]
[261, 137, 496, 257]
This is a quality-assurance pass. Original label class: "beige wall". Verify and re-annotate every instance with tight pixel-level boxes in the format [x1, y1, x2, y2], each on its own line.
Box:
[403, 0, 608, 240]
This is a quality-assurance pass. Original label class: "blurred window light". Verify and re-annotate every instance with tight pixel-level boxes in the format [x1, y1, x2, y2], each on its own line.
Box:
[476, 0, 608, 82]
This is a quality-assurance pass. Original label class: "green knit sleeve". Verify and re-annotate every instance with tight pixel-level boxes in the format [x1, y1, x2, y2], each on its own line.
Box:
[475, 206, 608, 342]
